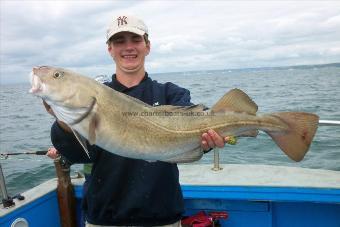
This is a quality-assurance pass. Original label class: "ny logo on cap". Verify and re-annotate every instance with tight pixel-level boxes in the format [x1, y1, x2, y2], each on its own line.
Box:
[117, 16, 127, 27]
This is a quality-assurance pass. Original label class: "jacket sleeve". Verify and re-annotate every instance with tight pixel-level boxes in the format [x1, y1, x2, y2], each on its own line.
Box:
[51, 121, 92, 164]
[165, 82, 193, 106]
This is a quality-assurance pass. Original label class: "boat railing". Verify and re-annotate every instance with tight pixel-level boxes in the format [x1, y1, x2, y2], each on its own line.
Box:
[318, 120, 340, 126]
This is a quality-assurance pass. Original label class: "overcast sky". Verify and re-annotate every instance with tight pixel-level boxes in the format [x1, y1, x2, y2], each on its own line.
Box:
[1, 0, 340, 84]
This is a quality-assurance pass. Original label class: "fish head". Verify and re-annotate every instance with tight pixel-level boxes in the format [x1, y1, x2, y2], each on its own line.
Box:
[29, 66, 97, 124]
[30, 66, 93, 102]
[30, 66, 73, 100]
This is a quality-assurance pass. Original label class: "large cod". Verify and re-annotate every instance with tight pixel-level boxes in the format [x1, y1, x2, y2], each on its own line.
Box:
[30, 66, 319, 163]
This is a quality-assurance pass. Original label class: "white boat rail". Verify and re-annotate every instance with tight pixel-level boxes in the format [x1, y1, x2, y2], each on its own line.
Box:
[318, 120, 340, 126]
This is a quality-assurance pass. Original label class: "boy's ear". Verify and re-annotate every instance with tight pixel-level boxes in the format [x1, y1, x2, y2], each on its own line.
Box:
[146, 42, 151, 55]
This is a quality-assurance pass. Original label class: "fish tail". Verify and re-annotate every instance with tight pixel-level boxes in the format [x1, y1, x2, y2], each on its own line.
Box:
[267, 112, 319, 162]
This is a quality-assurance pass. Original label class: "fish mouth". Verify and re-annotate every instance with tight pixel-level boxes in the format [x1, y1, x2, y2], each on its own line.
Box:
[29, 71, 44, 95]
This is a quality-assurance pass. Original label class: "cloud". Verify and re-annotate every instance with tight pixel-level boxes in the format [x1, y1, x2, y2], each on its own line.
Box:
[1, 0, 340, 84]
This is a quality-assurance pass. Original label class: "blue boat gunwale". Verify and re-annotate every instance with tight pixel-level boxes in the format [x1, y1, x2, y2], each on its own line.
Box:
[73, 183, 340, 204]
[181, 185, 340, 203]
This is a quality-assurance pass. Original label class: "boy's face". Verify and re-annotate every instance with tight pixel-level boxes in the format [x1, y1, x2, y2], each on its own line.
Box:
[108, 32, 150, 74]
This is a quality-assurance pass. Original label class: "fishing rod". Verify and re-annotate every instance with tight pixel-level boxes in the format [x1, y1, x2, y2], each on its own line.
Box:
[0, 150, 48, 159]
[2, 150, 48, 155]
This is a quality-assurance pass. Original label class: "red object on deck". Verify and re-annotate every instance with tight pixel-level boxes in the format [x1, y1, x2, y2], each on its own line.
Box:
[209, 211, 229, 219]
[181, 211, 228, 227]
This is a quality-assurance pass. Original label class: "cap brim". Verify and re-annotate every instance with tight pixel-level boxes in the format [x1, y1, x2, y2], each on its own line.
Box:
[106, 27, 146, 43]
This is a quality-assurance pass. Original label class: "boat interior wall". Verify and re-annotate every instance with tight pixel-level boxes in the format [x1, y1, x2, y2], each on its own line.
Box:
[0, 179, 61, 227]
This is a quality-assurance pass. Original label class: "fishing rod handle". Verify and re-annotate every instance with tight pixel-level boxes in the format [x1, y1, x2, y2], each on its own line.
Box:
[35, 150, 48, 155]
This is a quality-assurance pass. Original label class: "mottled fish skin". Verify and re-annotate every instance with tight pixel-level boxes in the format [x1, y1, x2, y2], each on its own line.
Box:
[29, 66, 319, 163]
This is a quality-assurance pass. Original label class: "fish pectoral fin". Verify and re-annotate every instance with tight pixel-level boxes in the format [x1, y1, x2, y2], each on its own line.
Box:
[211, 88, 258, 115]
[70, 97, 97, 125]
[161, 147, 203, 163]
[88, 113, 99, 145]
[71, 128, 90, 159]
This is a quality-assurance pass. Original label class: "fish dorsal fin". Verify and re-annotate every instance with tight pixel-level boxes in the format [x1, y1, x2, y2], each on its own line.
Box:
[153, 104, 207, 113]
[211, 88, 258, 115]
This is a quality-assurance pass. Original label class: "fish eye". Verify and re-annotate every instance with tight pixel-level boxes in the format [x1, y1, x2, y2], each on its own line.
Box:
[53, 71, 63, 79]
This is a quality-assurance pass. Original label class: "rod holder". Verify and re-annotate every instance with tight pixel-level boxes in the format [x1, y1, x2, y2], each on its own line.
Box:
[211, 148, 223, 171]
[0, 163, 15, 208]
[54, 156, 77, 227]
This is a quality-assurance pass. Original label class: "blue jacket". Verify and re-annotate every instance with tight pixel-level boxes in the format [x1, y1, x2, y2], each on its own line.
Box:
[51, 73, 192, 226]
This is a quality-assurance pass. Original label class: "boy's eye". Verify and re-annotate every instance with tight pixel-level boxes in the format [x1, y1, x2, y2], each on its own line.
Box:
[113, 38, 124, 44]
[132, 37, 142, 42]
[131, 35, 143, 42]
[110, 35, 143, 44]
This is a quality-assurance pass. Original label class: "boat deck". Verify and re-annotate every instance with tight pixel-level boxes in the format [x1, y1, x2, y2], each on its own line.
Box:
[179, 164, 340, 188]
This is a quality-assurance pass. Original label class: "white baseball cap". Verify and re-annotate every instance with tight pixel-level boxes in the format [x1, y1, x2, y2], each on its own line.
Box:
[106, 15, 148, 43]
